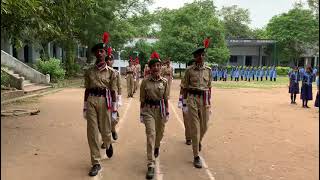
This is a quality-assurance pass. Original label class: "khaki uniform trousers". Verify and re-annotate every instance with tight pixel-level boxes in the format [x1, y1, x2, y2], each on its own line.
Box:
[86, 95, 112, 165]
[111, 111, 120, 132]
[134, 78, 139, 93]
[187, 94, 210, 157]
[141, 107, 165, 167]
[182, 110, 192, 141]
[127, 74, 134, 97]
[164, 75, 172, 97]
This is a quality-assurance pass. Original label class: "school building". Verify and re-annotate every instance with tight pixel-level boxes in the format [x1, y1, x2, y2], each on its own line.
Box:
[226, 39, 319, 68]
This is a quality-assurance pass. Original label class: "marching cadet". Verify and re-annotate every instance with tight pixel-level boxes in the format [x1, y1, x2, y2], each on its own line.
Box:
[247, 67, 252, 82]
[161, 57, 173, 97]
[126, 57, 135, 98]
[244, 67, 248, 81]
[104, 47, 122, 142]
[83, 39, 117, 176]
[288, 66, 300, 104]
[134, 57, 141, 94]
[181, 45, 212, 169]
[312, 67, 318, 82]
[301, 66, 314, 108]
[252, 66, 255, 80]
[212, 66, 218, 81]
[140, 51, 169, 179]
[179, 59, 196, 145]
[144, 64, 151, 79]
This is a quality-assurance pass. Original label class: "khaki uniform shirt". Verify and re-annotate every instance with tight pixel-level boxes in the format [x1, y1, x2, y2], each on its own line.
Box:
[115, 69, 122, 95]
[181, 64, 212, 91]
[126, 66, 135, 77]
[140, 76, 169, 104]
[135, 64, 141, 78]
[84, 65, 117, 91]
[161, 66, 173, 79]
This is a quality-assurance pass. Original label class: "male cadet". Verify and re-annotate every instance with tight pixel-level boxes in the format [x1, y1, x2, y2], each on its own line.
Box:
[104, 47, 122, 142]
[140, 51, 169, 179]
[161, 57, 174, 97]
[133, 57, 141, 93]
[178, 60, 195, 145]
[181, 45, 212, 169]
[269, 66, 274, 81]
[255, 66, 260, 81]
[265, 66, 269, 80]
[83, 38, 117, 176]
[126, 57, 135, 97]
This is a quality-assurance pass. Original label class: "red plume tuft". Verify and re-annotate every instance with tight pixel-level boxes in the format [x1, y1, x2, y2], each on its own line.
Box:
[130, 56, 133, 62]
[135, 57, 139, 64]
[150, 51, 160, 59]
[107, 47, 112, 56]
[203, 37, 210, 48]
[103, 32, 109, 44]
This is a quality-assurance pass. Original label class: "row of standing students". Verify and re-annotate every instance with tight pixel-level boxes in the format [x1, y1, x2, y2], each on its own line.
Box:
[288, 66, 319, 108]
[212, 66, 278, 81]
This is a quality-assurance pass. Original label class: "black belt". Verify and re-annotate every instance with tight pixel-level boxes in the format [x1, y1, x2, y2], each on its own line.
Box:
[188, 89, 205, 96]
[127, 72, 134, 74]
[87, 88, 107, 97]
[145, 99, 161, 106]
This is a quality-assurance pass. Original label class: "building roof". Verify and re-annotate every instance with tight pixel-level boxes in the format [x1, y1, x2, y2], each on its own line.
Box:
[226, 39, 276, 47]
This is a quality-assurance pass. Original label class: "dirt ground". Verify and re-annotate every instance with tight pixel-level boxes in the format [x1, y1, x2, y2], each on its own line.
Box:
[1, 79, 319, 180]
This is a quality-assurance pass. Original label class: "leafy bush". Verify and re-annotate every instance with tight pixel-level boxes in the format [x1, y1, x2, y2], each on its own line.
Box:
[1, 69, 9, 86]
[35, 58, 66, 82]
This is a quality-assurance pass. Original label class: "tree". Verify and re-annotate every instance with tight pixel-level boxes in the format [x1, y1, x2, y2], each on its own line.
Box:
[155, 0, 229, 65]
[266, 6, 319, 65]
[307, 0, 319, 20]
[219, 5, 252, 39]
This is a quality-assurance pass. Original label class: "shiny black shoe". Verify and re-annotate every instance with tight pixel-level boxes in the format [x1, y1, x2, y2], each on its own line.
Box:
[106, 144, 113, 158]
[193, 156, 202, 168]
[199, 143, 202, 152]
[186, 139, 192, 145]
[146, 167, 155, 179]
[88, 164, 101, 177]
[112, 131, 118, 140]
[154, 148, 159, 158]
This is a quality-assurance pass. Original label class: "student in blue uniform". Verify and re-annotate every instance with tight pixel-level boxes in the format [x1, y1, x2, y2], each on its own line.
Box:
[299, 66, 305, 80]
[223, 67, 228, 81]
[234, 66, 240, 81]
[212, 67, 217, 81]
[218, 67, 222, 81]
[312, 67, 318, 82]
[240, 66, 244, 81]
[255, 67, 260, 81]
[245, 67, 249, 81]
[300, 66, 313, 108]
[259, 66, 264, 81]
[289, 66, 300, 104]
[252, 66, 255, 80]
[247, 67, 252, 82]
[265, 67, 269, 80]
[230, 66, 234, 81]
[315, 72, 319, 108]
[269, 66, 274, 81]
[272, 66, 277, 81]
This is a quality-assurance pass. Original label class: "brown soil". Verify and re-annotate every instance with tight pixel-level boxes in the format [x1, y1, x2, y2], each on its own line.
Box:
[1, 80, 318, 180]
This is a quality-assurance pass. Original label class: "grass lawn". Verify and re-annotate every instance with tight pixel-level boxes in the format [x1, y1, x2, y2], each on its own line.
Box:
[212, 76, 289, 89]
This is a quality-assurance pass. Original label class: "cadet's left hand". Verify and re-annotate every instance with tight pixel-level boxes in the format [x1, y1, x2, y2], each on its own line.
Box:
[164, 112, 169, 123]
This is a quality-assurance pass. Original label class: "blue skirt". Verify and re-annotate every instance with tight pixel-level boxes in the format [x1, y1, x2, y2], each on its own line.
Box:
[300, 84, 313, 100]
[315, 92, 319, 107]
[289, 82, 299, 94]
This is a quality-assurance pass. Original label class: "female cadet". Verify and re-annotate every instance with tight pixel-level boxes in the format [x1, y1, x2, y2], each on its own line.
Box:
[144, 64, 151, 79]
[140, 51, 169, 179]
[126, 57, 135, 98]
[300, 66, 313, 108]
[288, 66, 300, 104]
[83, 41, 117, 176]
